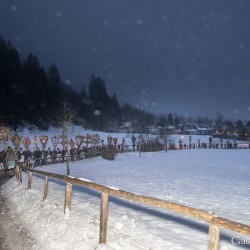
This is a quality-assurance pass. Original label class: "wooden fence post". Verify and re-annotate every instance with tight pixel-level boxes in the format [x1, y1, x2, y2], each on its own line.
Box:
[28, 172, 32, 190]
[15, 164, 20, 182]
[19, 167, 22, 184]
[43, 176, 49, 201]
[64, 180, 72, 214]
[208, 224, 220, 250]
[99, 192, 109, 244]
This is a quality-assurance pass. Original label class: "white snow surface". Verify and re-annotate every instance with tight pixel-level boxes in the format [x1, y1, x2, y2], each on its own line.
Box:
[1, 127, 250, 250]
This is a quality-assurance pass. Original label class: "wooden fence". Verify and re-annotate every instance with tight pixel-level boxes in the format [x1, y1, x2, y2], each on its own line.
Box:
[16, 165, 250, 250]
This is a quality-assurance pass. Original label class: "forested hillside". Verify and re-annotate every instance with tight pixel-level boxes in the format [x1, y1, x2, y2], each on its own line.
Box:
[1, 36, 249, 140]
[0, 36, 154, 131]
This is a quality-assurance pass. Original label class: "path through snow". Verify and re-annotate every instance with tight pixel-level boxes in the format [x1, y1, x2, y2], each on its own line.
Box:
[0, 175, 37, 250]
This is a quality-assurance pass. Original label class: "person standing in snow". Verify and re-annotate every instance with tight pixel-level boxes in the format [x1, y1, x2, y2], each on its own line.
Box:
[41, 148, 47, 165]
[56, 148, 61, 162]
[24, 148, 32, 161]
[17, 148, 25, 163]
[52, 148, 57, 163]
[0, 150, 4, 172]
[33, 147, 42, 167]
[47, 148, 52, 164]
[2, 146, 8, 173]
[5, 147, 18, 177]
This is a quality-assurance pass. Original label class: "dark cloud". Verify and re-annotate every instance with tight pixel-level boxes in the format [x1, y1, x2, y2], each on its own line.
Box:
[1, 0, 250, 119]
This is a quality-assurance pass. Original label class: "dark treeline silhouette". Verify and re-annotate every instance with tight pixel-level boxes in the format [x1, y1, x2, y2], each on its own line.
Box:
[0, 36, 249, 140]
[0, 37, 61, 129]
[0, 36, 156, 131]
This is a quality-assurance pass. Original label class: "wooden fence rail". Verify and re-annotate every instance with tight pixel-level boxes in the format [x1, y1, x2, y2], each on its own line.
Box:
[17, 167, 250, 250]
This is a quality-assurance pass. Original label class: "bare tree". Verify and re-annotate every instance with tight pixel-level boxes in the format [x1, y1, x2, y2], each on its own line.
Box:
[55, 98, 77, 175]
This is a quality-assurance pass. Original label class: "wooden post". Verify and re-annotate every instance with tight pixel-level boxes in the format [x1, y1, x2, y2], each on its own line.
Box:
[208, 224, 220, 250]
[15, 164, 20, 182]
[19, 167, 22, 184]
[99, 192, 109, 244]
[64, 181, 72, 214]
[43, 176, 49, 201]
[28, 172, 32, 190]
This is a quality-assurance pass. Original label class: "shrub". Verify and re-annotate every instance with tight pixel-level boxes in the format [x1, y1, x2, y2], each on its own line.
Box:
[101, 145, 117, 160]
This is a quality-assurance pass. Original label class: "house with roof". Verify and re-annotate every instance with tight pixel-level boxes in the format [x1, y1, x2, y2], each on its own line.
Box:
[185, 124, 213, 135]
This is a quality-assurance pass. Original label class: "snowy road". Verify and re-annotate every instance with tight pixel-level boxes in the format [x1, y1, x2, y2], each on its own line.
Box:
[0, 175, 36, 250]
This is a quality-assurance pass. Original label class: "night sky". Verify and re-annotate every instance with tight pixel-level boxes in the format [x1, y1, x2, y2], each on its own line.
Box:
[1, 0, 250, 120]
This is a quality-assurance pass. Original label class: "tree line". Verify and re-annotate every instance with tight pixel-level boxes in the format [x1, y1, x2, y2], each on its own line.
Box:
[0, 36, 249, 140]
[0, 36, 155, 130]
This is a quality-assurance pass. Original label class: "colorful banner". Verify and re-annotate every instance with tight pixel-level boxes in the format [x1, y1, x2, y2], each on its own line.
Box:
[11, 132, 22, 152]
[22, 136, 31, 150]
[40, 135, 48, 149]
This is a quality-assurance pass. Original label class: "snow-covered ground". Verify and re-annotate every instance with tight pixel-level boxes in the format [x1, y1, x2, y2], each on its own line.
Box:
[1, 145, 250, 249]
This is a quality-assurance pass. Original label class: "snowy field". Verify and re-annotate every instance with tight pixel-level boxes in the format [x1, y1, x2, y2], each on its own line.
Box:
[1, 146, 250, 250]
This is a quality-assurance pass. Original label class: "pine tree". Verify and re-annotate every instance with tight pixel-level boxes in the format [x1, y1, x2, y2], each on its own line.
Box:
[167, 113, 173, 126]
[46, 63, 62, 119]
[22, 53, 47, 126]
[0, 37, 22, 125]
[88, 75, 112, 130]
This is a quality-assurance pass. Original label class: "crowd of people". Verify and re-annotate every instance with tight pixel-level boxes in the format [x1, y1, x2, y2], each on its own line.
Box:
[0, 135, 249, 174]
[0, 145, 103, 173]
[173, 139, 239, 150]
